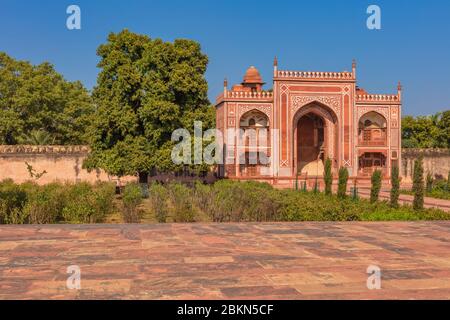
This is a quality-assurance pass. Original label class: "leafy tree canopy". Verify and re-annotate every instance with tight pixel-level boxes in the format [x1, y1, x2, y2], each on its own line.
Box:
[84, 30, 215, 177]
[402, 111, 450, 148]
[0, 52, 94, 145]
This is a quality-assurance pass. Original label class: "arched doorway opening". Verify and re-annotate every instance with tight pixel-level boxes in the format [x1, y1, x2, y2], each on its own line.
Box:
[297, 113, 325, 175]
[239, 109, 270, 177]
[293, 103, 339, 177]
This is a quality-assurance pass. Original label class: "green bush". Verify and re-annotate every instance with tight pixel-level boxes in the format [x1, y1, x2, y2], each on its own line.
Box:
[0, 179, 28, 224]
[0, 180, 116, 224]
[149, 183, 169, 223]
[278, 191, 359, 221]
[93, 182, 116, 217]
[62, 182, 115, 223]
[324, 158, 333, 196]
[208, 180, 280, 222]
[122, 183, 143, 223]
[337, 167, 349, 199]
[62, 183, 97, 223]
[167, 182, 197, 222]
[23, 183, 66, 224]
[370, 170, 382, 203]
[0, 178, 448, 224]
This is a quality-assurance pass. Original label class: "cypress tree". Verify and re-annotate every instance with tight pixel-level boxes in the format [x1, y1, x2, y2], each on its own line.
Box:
[313, 179, 319, 193]
[352, 178, 359, 201]
[390, 166, 400, 208]
[324, 158, 333, 196]
[413, 157, 424, 210]
[426, 173, 433, 194]
[302, 181, 307, 192]
[337, 167, 349, 199]
[370, 170, 382, 203]
[447, 171, 450, 192]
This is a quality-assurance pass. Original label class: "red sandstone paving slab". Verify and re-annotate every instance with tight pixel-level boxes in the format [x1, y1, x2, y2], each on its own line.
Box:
[220, 286, 302, 299]
[0, 222, 450, 299]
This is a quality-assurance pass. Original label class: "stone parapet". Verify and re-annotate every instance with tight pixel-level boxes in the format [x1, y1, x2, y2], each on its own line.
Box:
[0, 145, 90, 155]
[276, 70, 354, 80]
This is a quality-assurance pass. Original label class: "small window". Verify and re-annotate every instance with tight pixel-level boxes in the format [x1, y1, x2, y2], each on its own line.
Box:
[248, 118, 256, 126]
[364, 120, 372, 127]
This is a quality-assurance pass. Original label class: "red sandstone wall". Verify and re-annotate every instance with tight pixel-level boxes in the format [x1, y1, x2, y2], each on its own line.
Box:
[0, 146, 136, 185]
[401, 149, 450, 183]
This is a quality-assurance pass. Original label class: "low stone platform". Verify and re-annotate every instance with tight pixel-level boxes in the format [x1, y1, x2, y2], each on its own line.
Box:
[1, 222, 449, 300]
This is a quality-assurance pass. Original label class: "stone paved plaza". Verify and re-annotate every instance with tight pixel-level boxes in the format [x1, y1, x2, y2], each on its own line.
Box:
[1, 222, 449, 299]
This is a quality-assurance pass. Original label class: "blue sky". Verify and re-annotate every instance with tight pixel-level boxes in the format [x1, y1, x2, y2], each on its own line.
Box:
[1, 0, 449, 116]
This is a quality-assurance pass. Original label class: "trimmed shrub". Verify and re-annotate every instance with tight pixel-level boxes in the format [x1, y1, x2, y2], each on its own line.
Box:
[61, 183, 95, 223]
[62, 182, 115, 223]
[207, 180, 280, 222]
[324, 158, 333, 196]
[193, 181, 217, 219]
[413, 157, 425, 210]
[337, 167, 349, 199]
[94, 182, 116, 218]
[0, 178, 448, 224]
[122, 183, 143, 223]
[167, 182, 196, 222]
[279, 191, 360, 222]
[390, 166, 400, 208]
[370, 170, 382, 203]
[23, 183, 65, 224]
[0, 179, 28, 224]
[149, 183, 169, 223]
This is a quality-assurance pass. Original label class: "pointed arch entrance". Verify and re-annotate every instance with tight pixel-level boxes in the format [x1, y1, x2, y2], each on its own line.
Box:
[292, 102, 339, 176]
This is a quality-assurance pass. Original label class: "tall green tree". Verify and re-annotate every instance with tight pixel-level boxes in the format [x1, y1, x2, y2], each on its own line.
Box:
[84, 30, 214, 179]
[0, 52, 94, 145]
[436, 111, 450, 148]
[413, 157, 425, 210]
[402, 111, 450, 148]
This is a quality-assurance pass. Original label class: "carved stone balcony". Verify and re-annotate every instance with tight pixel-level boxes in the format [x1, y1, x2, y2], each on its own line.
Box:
[225, 90, 273, 99]
[358, 128, 387, 147]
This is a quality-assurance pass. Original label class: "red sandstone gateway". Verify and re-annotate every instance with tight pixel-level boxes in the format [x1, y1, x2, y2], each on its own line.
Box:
[215, 59, 402, 186]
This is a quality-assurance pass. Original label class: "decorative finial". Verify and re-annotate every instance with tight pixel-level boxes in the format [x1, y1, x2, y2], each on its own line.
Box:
[273, 56, 278, 67]
[352, 59, 357, 69]
[397, 81, 402, 91]
[224, 78, 228, 88]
